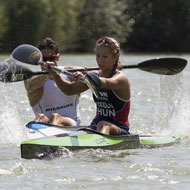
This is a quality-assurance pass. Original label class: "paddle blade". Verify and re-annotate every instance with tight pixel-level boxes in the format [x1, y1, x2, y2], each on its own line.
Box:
[84, 72, 101, 98]
[11, 44, 42, 65]
[138, 57, 187, 75]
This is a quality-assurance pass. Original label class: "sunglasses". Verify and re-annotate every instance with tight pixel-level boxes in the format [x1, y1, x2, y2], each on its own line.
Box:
[43, 55, 56, 62]
[96, 37, 116, 48]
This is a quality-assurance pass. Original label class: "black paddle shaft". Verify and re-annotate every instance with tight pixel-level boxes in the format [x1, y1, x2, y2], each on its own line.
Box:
[11, 44, 187, 75]
[67, 58, 187, 75]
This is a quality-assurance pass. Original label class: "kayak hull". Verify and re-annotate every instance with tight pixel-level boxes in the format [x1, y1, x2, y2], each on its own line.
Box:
[22, 122, 180, 159]
[21, 134, 141, 159]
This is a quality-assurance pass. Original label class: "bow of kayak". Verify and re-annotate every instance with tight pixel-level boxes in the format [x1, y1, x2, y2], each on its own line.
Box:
[140, 136, 180, 147]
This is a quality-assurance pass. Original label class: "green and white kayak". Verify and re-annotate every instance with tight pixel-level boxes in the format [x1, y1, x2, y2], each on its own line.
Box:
[22, 122, 180, 159]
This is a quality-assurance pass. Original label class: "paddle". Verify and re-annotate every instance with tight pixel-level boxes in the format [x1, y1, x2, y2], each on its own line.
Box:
[0, 58, 48, 83]
[11, 44, 100, 98]
[66, 57, 187, 75]
[1, 56, 186, 83]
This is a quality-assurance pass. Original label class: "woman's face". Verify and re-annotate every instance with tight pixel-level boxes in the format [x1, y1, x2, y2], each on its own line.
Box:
[95, 45, 118, 71]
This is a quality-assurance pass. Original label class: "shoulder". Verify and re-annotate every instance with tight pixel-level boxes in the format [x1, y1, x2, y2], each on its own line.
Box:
[114, 71, 129, 81]
[113, 71, 130, 88]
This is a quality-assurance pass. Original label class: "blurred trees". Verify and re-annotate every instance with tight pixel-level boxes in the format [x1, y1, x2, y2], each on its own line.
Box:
[0, 0, 189, 53]
[76, 0, 134, 52]
[125, 0, 190, 52]
[0, 0, 45, 51]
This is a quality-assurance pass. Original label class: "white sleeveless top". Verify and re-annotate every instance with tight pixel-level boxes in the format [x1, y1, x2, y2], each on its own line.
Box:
[32, 74, 81, 125]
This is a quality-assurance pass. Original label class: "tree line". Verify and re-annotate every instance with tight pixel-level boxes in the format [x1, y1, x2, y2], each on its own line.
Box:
[0, 0, 189, 53]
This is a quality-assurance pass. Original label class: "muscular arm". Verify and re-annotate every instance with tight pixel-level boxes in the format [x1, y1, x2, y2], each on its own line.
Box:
[24, 65, 77, 92]
[51, 71, 89, 95]
[24, 74, 51, 93]
[100, 73, 130, 100]
[24, 74, 51, 106]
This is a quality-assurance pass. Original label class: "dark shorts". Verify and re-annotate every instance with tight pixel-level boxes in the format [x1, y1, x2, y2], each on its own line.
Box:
[90, 117, 130, 135]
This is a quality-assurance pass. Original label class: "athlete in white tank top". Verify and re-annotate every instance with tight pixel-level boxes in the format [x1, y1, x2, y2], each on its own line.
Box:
[24, 37, 81, 127]
[32, 74, 81, 125]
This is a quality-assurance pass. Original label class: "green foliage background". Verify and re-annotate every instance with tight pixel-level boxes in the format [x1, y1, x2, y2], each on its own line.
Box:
[0, 0, 189, 53]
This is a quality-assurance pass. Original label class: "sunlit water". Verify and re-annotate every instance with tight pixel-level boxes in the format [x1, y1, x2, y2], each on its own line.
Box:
[0, 54, 190, 189]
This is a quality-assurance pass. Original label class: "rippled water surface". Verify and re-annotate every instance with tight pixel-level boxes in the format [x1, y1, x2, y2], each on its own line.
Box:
[0, 54, 190, 189]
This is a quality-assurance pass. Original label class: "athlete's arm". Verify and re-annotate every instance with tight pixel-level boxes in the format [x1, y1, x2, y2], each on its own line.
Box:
[24, 74, 51, 93]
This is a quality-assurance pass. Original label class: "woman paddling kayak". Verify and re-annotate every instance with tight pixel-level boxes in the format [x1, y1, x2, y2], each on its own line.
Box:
[44, 36, 131, 135]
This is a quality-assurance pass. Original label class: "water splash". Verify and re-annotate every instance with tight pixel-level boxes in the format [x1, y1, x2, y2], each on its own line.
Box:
[161, 97, 190, 136]
[0, 168, 12, 176]
[0, 69, 28, 145]
[158, 73, 190, 136]
[0, 58, 17, 83]
[0, 100, 27, 145]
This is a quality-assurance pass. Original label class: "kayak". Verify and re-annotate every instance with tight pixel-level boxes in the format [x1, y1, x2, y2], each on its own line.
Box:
[21, 122, 180, 159]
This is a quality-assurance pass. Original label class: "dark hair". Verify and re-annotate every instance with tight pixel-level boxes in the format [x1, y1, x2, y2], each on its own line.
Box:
[37, 37, 59, 54]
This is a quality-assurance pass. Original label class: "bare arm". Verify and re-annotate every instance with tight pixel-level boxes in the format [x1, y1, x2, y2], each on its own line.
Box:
[24, 74, 51, 93]
[51, 71, 89, 95]
[100, 73, 130, 100]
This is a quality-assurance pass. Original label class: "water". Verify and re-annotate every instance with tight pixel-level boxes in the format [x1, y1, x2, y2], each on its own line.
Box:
[0, 54, 190, 189]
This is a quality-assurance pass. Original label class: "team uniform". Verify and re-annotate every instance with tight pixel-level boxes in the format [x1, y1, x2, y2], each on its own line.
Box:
[32, 74, 81, 126]
[90, 72, 130, 135]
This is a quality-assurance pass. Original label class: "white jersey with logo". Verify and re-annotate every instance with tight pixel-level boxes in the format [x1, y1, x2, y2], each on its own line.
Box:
[32, 74, 81, 125]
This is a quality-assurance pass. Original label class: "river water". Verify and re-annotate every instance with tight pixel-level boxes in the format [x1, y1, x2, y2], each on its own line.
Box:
[0, 54, 190, 189]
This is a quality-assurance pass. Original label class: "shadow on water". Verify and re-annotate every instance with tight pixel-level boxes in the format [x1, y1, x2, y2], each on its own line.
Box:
[74, 149, 139, 162]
